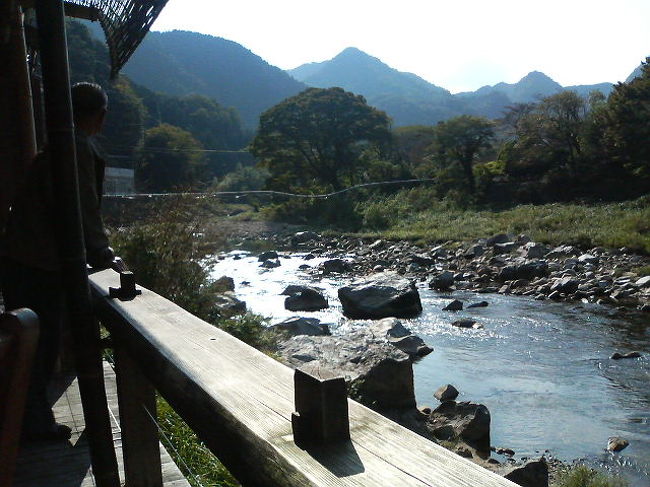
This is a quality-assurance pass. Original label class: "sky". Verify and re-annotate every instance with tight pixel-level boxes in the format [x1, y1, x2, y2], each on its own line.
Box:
[151, 0, 650, 93]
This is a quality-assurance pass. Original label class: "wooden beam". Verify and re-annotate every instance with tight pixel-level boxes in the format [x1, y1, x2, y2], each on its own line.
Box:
[114, 344, 163, 487]
[90, 269, 519, 487]
[20, 0, 100, 21]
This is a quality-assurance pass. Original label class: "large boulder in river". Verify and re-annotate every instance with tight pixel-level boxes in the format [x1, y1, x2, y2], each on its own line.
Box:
[282, 285, 329, 311]
[338, 272, 422, 319]
[279, 332, 416, 410]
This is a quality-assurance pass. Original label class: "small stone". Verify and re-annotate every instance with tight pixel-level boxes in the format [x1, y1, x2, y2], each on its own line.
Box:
[467, 301, 489, 308]
[455, 447, 473, 458]
[443, 299, 463, 311]
[258, 250, 279, 261]
[610, 351, 642, 360]
[434, 384, 459, 402]
[452, 319, 483, 329]
[607, 437, 629, 452]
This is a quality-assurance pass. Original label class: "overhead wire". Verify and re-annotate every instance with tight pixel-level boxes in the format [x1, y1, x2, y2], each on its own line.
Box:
[103, 177, 437, 200]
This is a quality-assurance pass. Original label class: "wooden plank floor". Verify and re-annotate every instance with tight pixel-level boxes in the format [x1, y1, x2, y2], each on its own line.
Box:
[12, 361, 191, 487]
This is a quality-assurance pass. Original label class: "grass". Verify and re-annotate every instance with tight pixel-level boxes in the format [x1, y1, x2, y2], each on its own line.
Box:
[157, 398, 239, 487]
[555, 464, 628, 487]
[356, 193, 650, 253]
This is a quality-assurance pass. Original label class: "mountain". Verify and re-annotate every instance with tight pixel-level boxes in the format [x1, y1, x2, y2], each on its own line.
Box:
[288, 47, 457, 126]
[120, 30, 307, 128]
[465, 71, 563, 103]
[289, 47, 450, 101]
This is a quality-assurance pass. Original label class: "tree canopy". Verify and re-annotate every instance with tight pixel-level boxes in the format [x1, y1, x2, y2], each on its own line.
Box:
[250, 87, 393, 192]
[135, 124, 207, 192]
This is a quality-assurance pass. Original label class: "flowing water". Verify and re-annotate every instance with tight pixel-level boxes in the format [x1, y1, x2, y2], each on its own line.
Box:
[210, 250, 650, 485]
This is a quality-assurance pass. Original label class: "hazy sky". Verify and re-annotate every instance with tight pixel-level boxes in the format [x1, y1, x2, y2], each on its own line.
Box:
[152, 0, 649, 93]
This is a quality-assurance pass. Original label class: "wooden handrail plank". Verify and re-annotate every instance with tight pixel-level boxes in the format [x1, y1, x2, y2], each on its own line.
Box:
[90, 269, 518, 487]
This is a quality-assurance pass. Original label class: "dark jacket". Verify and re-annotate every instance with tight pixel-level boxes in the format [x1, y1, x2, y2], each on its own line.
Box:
[1, 131, 112, 271]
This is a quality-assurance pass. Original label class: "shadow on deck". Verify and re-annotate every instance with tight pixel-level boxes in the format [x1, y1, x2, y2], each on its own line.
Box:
[12, 362, 190, 487]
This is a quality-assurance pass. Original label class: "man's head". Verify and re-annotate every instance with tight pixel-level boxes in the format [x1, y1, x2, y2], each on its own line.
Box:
[71, 82, 108, 135]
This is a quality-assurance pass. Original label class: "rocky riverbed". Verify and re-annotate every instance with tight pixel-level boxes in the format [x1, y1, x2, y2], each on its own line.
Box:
[211, 231, 650, 486]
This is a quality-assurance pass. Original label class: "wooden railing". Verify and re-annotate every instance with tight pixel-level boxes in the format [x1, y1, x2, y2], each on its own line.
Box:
[89, 269, 518, 487]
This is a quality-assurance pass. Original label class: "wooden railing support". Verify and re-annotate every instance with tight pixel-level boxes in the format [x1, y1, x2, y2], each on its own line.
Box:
[114, 344, 162, 487]
[292, 366, 350, 449]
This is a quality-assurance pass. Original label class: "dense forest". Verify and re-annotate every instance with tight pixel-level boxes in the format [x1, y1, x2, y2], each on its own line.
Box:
[67, 20, 649, 221]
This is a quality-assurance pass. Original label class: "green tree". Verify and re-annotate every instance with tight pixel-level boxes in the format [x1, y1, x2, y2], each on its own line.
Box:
[425, 115, 494, 193]
[250, 87, 392, 192]
[136, 124, 207, 192]
[599, 58, 650, 186]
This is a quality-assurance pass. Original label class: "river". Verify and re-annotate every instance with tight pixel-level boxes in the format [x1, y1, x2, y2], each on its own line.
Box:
[210, 250, 650, 486]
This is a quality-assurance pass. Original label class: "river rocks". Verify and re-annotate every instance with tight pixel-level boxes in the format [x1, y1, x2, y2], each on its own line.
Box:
[282, 285, 329, 311]
[452, 319, 483, 329]
[607, 436, 629, 452]
[321, 258, 352, 274]
[338, 272, 422, 319]
[521, 242, 549, 259]
[610, 351, 642, 360]
[434, 384, 459, 402]
[427, 401, 491, 454]
[278, 333, 416, 410]
[260, 258, 281, 268]
[494, 242, 518, 254]
[487, 233, 512, 246]
[213, 292, 246, 317]
[270, 317, 330, 336]
[212, 275, 235, 292]
[443, 299, 463, 311]
[498, 458, 549, 487]
[468, 300, 489, 308]
[429, 270, 455, 290]
[578, 253, 599, 265]
[636, 276, 650, 288]
[368, 318, 432, 358]
[290, 231, 319, 246]
[549, 277, 579, 294]
[258, 250, 279, 261]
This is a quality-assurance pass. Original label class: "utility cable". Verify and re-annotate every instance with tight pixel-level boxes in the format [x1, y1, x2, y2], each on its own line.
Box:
[103, 177, 436, 200]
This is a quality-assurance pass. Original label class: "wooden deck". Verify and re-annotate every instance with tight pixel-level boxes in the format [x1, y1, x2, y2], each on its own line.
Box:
[12, 362, 191, 487]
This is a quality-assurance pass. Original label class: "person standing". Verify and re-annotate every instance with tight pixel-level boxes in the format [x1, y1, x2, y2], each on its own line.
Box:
[0, 82, 125, 440]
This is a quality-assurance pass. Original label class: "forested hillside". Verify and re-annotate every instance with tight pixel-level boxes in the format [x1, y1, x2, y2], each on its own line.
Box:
[121, 30, 307, 128]
[66, 20, 250, 187]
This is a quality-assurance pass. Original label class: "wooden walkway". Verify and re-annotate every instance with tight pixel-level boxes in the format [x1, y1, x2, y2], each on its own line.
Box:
[12, 361, 191, 487]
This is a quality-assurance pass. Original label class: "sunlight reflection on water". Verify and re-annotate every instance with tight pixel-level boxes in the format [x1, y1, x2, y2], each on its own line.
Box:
[210, 250, 650, 485]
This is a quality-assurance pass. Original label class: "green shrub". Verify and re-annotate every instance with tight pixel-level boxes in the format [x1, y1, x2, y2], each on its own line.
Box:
[556, 464, 627, 487]
[217, 313, 279, 354]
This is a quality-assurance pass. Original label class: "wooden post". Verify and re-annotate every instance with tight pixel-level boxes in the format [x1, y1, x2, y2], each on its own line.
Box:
[33, 1, 120, 486]
[0, 309, 40, 487]
[114, 344, 162, 487]
[0, 1, 37, 231]
[291, 365, 350, 449]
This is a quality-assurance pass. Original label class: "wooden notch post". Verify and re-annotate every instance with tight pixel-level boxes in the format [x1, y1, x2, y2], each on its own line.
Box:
[114, 345, 162, 487]
[291, 366, 350, 449]
[33, 1, 120, 486]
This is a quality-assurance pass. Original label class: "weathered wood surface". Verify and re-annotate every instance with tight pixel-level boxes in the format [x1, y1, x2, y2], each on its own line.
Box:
[90, 269, 519, 487]
[114, 344, 163, 487]
[12, 362, 190, 487]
